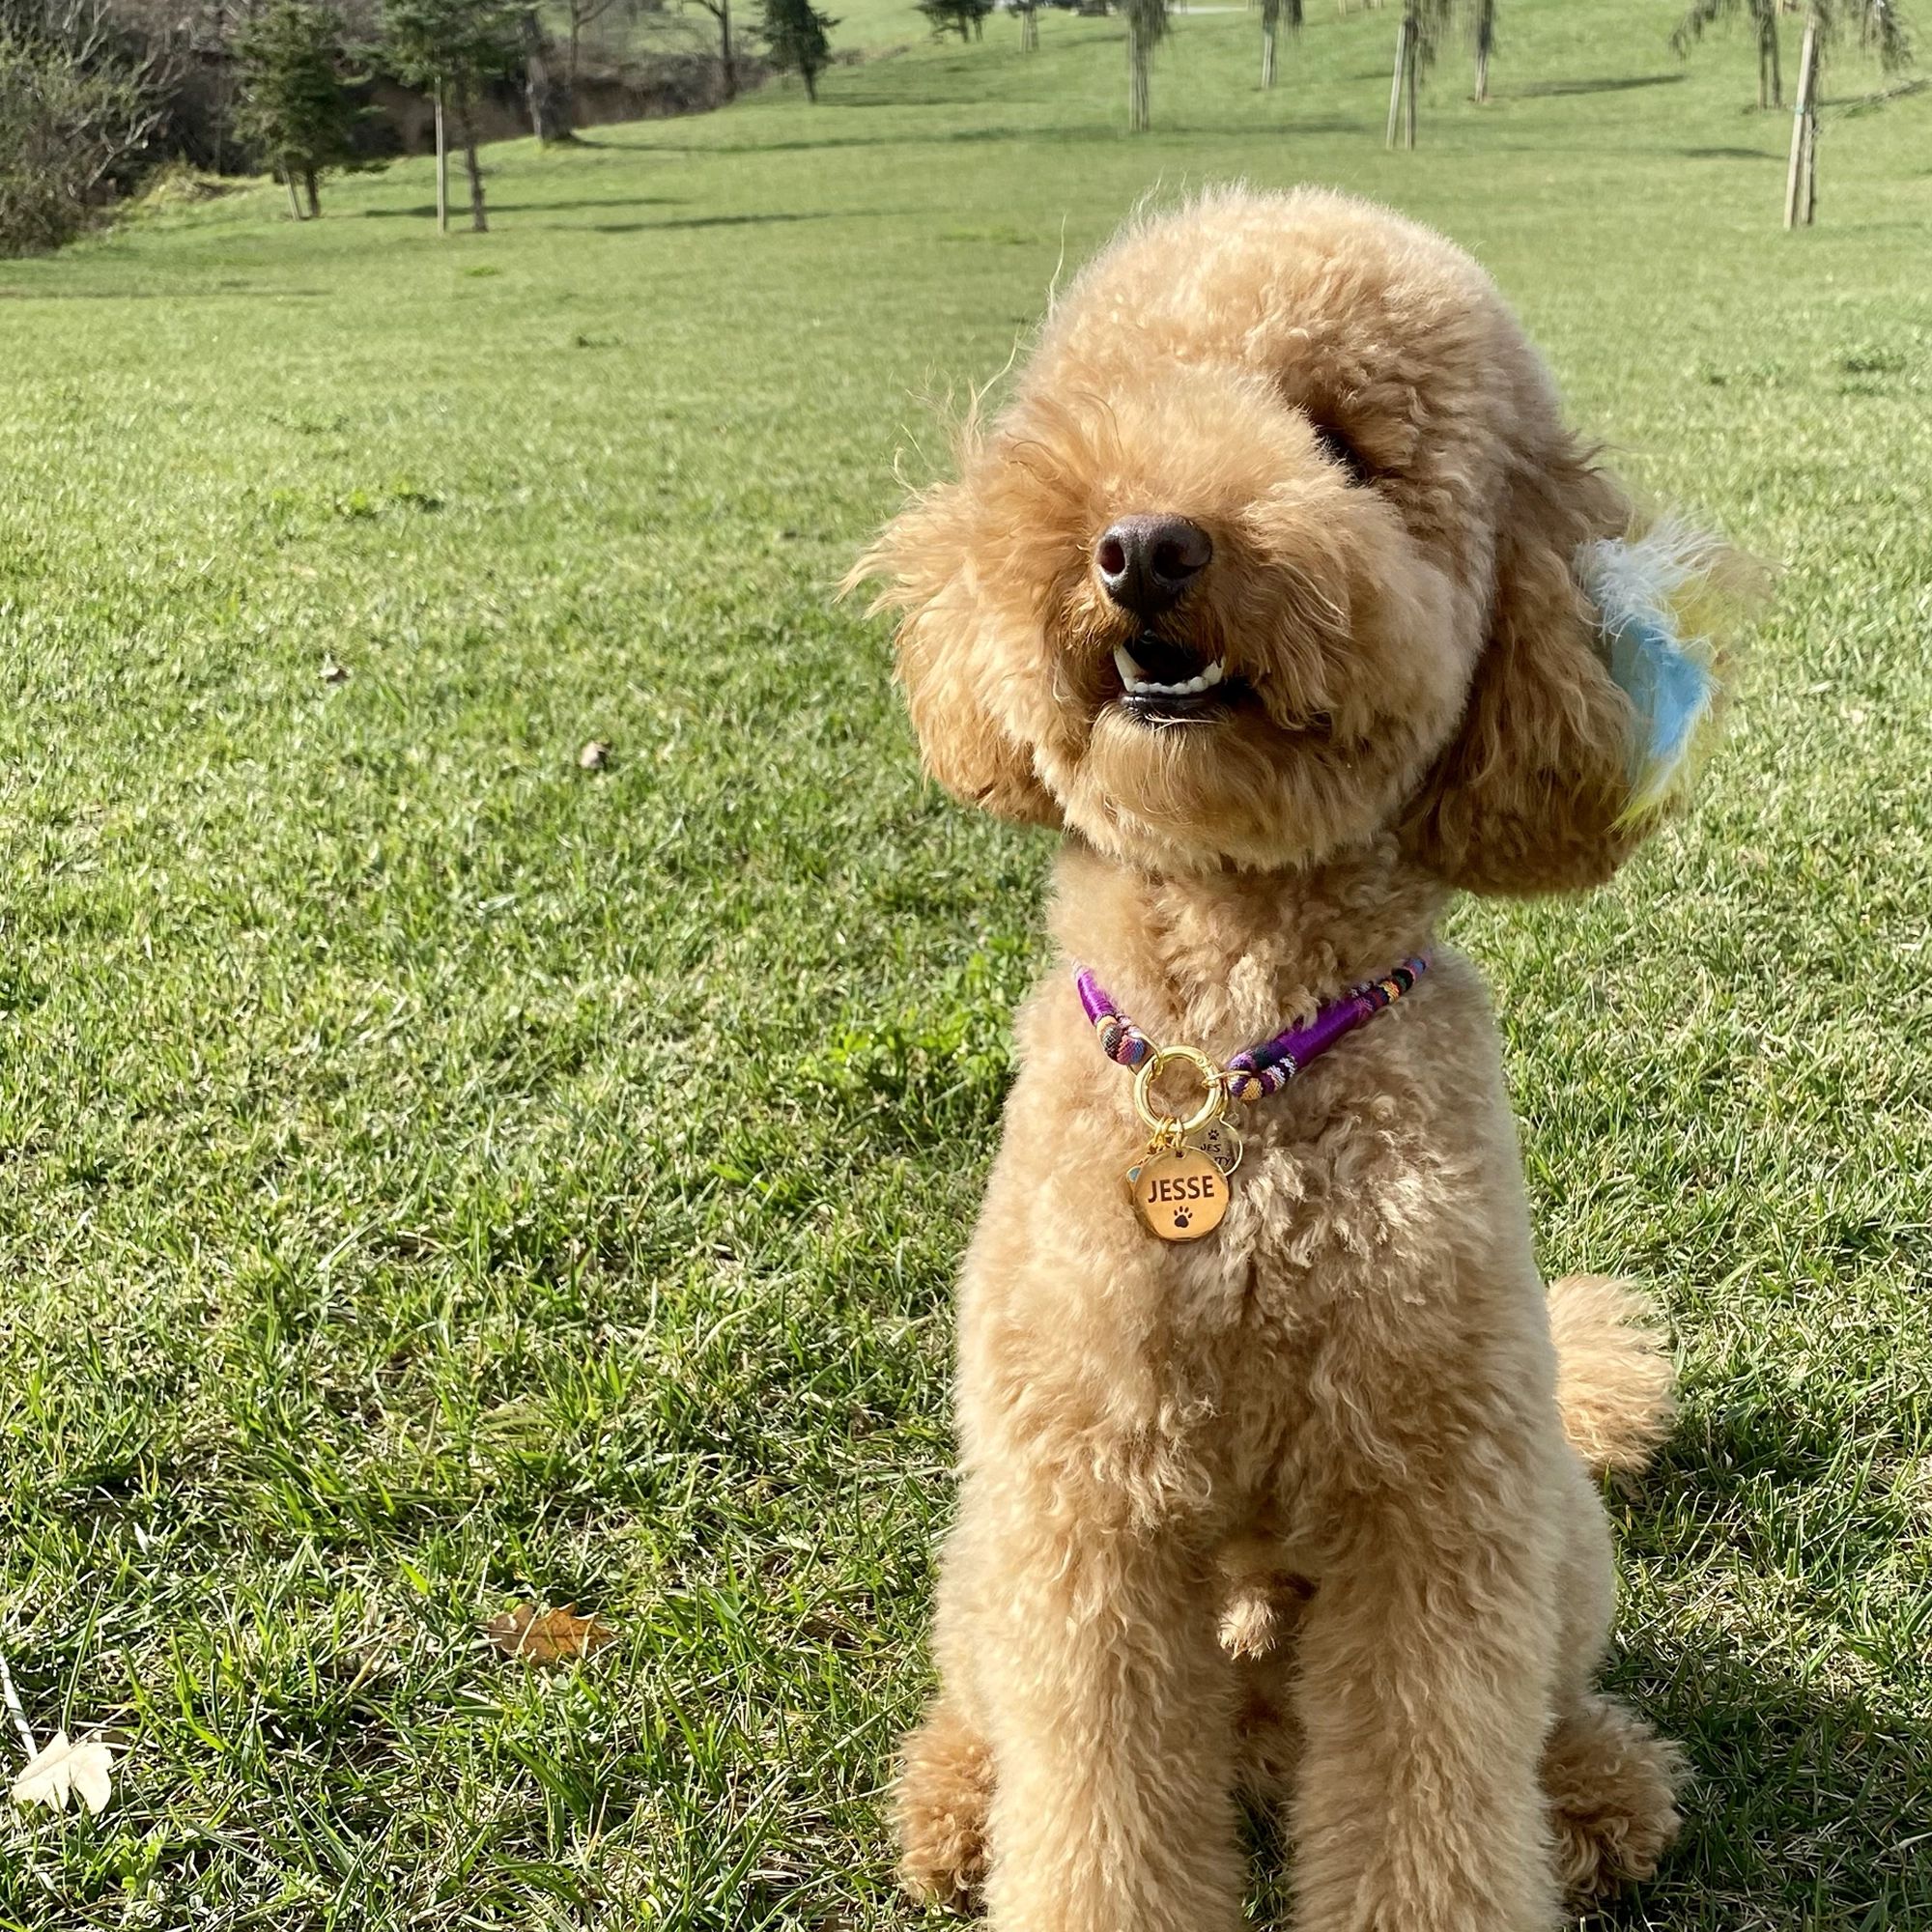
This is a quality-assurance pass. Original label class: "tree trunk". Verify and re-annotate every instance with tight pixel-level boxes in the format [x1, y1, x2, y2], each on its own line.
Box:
[1405, 14, 1418, 143]
[434, 85, 449, 234]
[718, 0, 737, 99]
[523, 11, 574, 140]
[1262, 14, 1276, 84]
[804, 62, 819, 98]
[284, 170, 304, 221]
[1021, 2, 1037, 49]
[1758, 7, 1782, 108]
[304, 169, 320, 218]
[1473, 0, 1492, 101]
[1128, 16, 1151, 130]
[457, 90, 488, 234]
[1783, 17, 1817, 228]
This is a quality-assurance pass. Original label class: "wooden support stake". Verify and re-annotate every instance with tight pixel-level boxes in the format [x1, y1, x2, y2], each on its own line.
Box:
[1783, 19, 1817, 230]
[1386, 16, 1408, 146]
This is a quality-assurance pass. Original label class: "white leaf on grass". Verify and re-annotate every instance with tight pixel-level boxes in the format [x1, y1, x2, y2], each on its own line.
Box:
[11, 1730, 114, 1816]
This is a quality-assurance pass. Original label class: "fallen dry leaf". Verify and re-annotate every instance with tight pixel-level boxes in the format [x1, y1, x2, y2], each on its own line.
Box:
[319, 658, 350, 684]
[11, 1731, 114, 1816]
[578, 740, 611, 771]
[483, 1604, 618, 1667]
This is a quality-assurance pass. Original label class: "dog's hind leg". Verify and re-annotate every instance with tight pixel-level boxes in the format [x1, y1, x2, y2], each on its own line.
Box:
[1543, 1692, 1684, 1897]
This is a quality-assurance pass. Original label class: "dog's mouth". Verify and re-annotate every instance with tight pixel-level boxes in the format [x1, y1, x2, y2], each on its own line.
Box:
[1112, 634, 1242, 724]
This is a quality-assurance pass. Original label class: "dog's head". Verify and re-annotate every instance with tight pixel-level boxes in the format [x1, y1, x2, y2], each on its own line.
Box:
[854, 187, 1734, 892]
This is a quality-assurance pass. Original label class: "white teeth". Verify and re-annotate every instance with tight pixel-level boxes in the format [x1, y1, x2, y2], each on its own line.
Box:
[1113, 646, 1229, 699]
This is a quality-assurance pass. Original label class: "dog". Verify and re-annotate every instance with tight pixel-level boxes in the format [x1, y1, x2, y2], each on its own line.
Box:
[852, 185, 1734, 1932]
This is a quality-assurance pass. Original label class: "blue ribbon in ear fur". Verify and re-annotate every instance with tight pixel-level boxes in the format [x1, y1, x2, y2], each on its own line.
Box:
[1576, 520, 1728, 823]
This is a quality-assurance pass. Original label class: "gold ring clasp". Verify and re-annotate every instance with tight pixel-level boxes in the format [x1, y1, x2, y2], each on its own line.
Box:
[1132, 1043, 1227, 1139]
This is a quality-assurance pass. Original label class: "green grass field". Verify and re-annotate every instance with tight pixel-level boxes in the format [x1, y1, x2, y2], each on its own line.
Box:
[2, 1, 1929, 1924]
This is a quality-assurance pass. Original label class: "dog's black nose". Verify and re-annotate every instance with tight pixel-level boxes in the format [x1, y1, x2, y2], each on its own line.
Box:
[1095, 515, 1212, 617]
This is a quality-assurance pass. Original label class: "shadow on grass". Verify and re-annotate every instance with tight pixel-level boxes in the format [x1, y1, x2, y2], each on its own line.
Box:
[363, 195, 687, 218]
[1513, 72, 1687, 97]
[628, 118, 1306, 158]
[1234, 1645, 1930, 1924]
[1596, 1641, 1932, 1924]
[0, 285, 327, 300]
[587, 210, 883, 234]
[1681, 145, 1781, 160]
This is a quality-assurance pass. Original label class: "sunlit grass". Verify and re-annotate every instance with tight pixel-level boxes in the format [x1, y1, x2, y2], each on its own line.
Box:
[0, 1, 1927, 1923]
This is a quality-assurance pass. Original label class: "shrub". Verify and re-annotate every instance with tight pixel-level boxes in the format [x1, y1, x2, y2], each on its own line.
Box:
[0, 23, 163, 255]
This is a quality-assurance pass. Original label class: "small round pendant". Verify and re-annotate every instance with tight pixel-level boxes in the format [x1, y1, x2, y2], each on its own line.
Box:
[1130, 1146, 1231, 1242]
[1189, 1118, 1244, 1177]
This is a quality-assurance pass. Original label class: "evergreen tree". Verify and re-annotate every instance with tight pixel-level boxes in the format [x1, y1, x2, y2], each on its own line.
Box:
[1124, 0, 1168, 129]
[917, 0, 990, 43]
[764, 0, 835, 94]
[383, 0, 523, 233]
[234, 0, 361, 219]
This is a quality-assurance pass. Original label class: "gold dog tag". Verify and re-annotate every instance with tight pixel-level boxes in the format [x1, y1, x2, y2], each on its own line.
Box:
[1130, 1145, 1230, 1242]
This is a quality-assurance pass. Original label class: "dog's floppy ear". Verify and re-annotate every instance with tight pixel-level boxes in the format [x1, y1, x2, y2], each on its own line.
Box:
[847, 476, 1064, 829]
[1404, 442, 1735, 896]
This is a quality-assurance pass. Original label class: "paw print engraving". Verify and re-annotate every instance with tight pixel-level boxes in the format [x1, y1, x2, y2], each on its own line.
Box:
[1171, 1208, 1191, 1229]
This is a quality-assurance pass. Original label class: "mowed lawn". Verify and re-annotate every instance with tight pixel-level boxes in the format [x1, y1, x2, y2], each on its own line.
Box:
[2, 1, 1929, 1924]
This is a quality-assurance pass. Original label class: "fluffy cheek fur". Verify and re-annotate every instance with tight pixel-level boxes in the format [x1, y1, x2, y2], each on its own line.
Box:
[862, 368, 1482, 873]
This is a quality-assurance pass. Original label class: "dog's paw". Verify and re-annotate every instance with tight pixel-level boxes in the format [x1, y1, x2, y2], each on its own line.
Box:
[895, 1707, 993, 1909]
[1545, 1697, 1686, 1898]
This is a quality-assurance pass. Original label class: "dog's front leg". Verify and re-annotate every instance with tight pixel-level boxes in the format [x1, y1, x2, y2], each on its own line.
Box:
[1288, 1460, 1563, 1932]
[973, 1477, 1244, 1932]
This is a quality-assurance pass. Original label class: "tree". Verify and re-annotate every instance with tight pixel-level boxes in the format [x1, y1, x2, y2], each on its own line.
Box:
[1384, 0, 1454, 146]
[1471, 0, 1495, 100]
[918, 0, 990, 41]
[1124, 0, 1168, 129]
[1672, 0, 1783, 108]
[0, 2, 167, 255]
[1015, 0, 1038, 53]
[1260, 0, 1299, 87]
[763, 0, 833, 95]
[383, 0, 522, 234]
[519, 7, 572, 142]
[1782, 0, 1911, 226]
[563, 0, 618, 83]
[233, 0, 361, 218]
[686, 0, 740, 99]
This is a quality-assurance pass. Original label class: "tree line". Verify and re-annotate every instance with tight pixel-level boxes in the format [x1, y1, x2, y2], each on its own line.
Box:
[930, 0, 1913, 225]
[0, 0, 838, 256]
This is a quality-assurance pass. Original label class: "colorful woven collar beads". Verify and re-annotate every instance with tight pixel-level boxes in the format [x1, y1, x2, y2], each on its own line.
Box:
[1073, 956, 1430, 1103]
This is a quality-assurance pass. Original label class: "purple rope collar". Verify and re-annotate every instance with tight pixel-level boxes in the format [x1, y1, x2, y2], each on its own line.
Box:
[1074, 955, 1430, 1103]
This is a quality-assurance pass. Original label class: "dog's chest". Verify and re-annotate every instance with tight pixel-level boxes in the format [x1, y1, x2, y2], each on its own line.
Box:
[1158, 1100, 1430, 1346]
